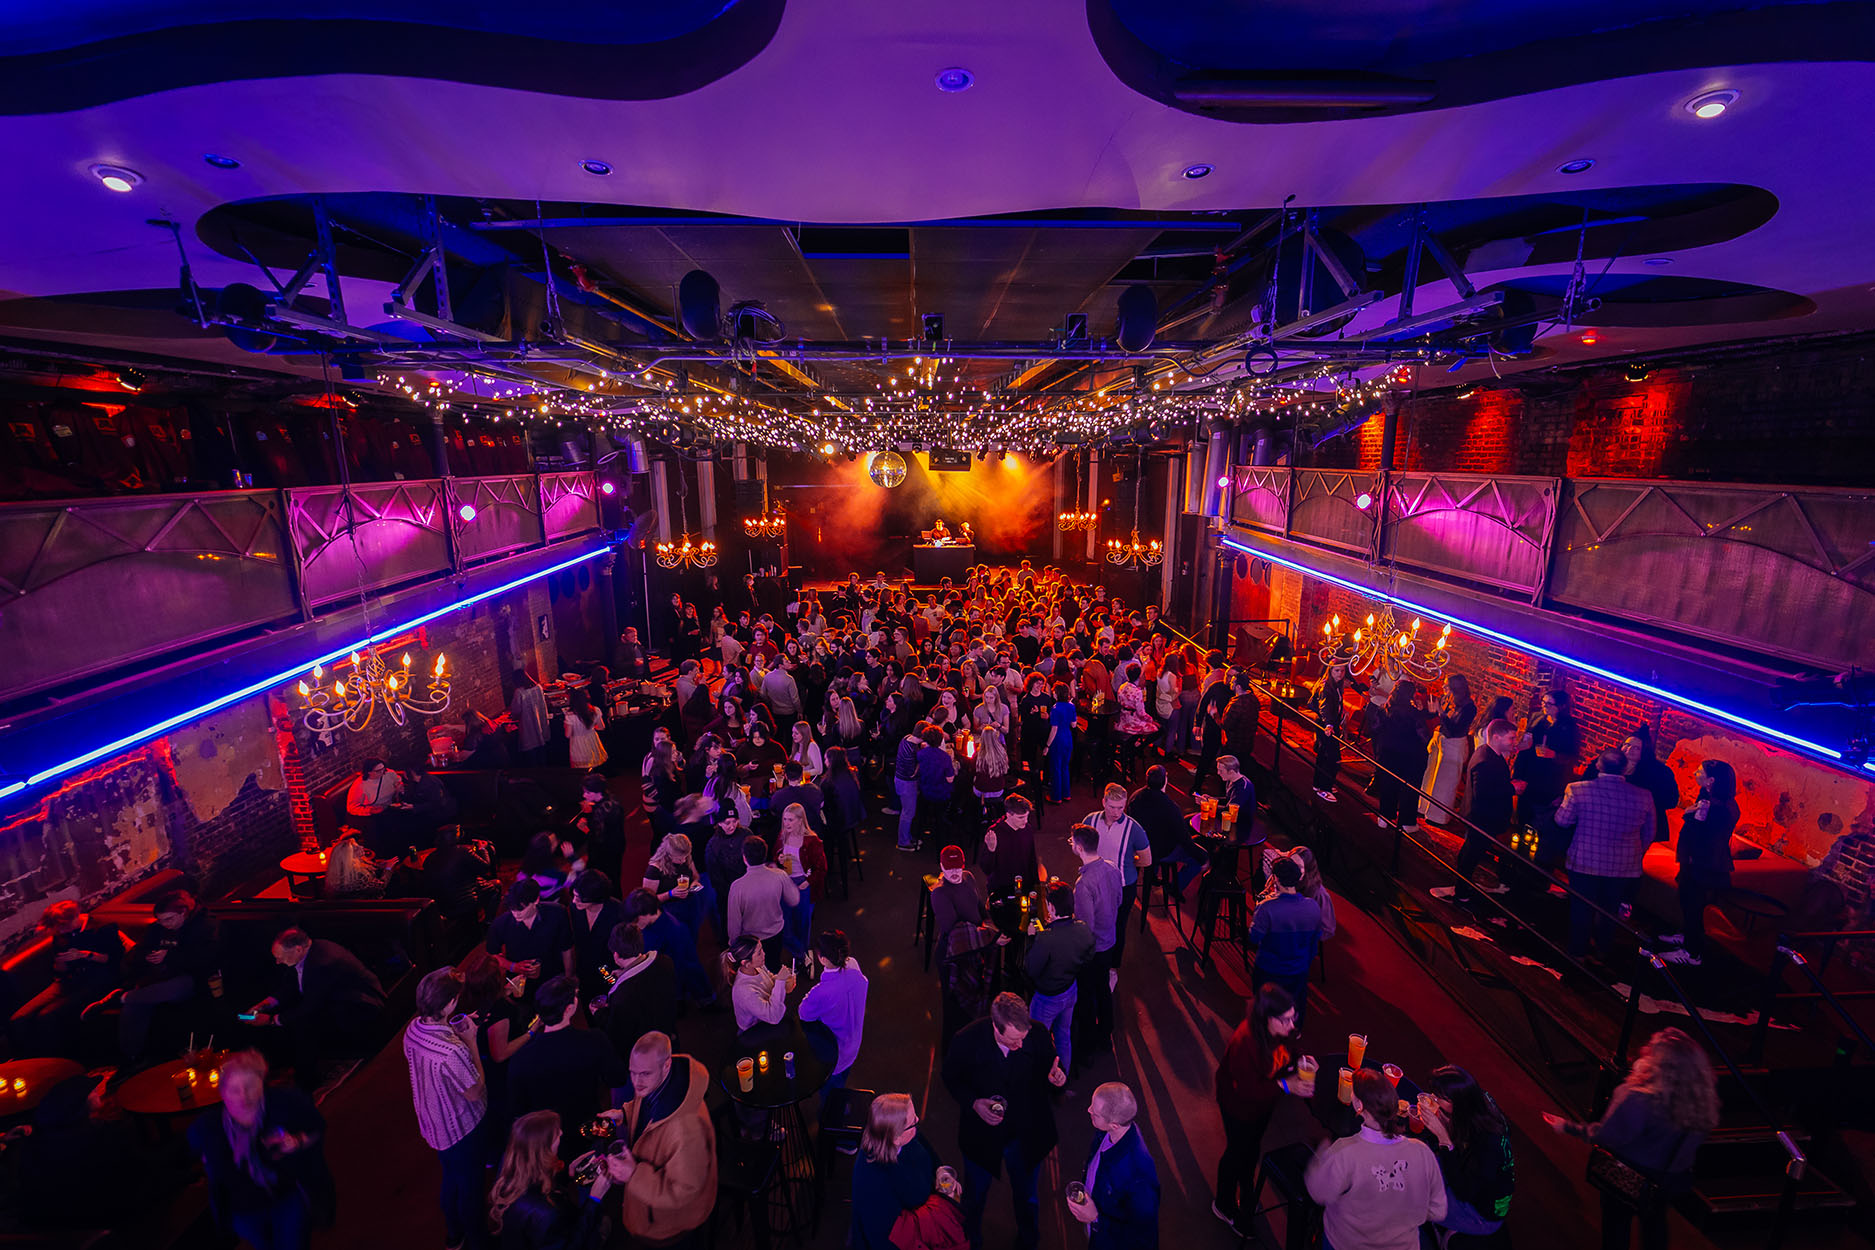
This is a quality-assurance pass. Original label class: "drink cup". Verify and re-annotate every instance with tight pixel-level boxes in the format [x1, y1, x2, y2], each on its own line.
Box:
[1347, 1033, 1368, 1068]
[1294, 1056, 1319, 1096]
[783, 1051, 796, 1079]
[1337, 1067, 1354, 1106]
[1382, 1063, 1402, 1088]
[1066, 1181, 1087, 1204]
[988, 1095, 1007, 1119]
[737, 1058, 755, 1092]
[1227, 803, 1241, 824]
[1407, 1098, 1425, 1134]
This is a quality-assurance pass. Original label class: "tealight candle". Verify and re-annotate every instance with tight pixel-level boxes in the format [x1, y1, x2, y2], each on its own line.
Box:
[10, 1079, 23, 1095]
[757, 1050, 770, 1073]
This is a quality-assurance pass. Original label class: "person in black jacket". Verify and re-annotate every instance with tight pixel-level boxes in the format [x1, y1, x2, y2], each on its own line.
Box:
[488, 1110, 610, 1250]
[1456, 719, 1520, 908]
[247, 928, 386, 1089]
[942, 992, 1067, 1250]
[506, 977, 629, 1161]
[1191, 665, 1234, 795]
[593, 924, 678, 1058]
[9, 902, 124, 1058]
[1619, 725, 1680, 848]
[1371, 680, 1431, 829]
[188, 1050, 334, 1250]
[423, 825, 499, 923]
[1129, 766, 1199, 894]
[1660, 760, 1740, 967]
[1307, 664, 1363, 800]
[120, 888, 220, 1063]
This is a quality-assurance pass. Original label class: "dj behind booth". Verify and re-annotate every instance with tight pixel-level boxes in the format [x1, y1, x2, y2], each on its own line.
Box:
[912, 517, 975, 583]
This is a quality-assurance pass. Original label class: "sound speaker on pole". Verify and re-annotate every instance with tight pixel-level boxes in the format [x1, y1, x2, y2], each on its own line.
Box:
[1115, 284, 1157, 353]
[678, 270, 722, 341]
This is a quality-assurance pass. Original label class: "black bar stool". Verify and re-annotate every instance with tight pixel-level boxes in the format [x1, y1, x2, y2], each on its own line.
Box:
[1194, 873, 1251, 972]
[1136, 859, 1184, 934]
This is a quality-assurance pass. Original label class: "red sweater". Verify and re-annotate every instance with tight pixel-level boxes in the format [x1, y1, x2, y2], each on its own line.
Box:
[1215, 1021, 1297, 1123]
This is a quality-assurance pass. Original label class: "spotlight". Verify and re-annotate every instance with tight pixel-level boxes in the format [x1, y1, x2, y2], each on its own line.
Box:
[935, 67, 974, 92]
[921, 312, 945, 343]
[1182, 163, 1214, 180]
[88, 163, 142, 192]
[599, 480, 617, 495]
[457, 503, 477, 522]
[116, 368, 147, 393]
[1216, 476, 1229, 490]
[1686, 89, 1739, 119]
[1354, 492, 1373, 510]
[1556, 158, 1596, 175]
[203, 153, 242, 170]
[578, 159, 612, 176]
[1580, 330, 1600, 346]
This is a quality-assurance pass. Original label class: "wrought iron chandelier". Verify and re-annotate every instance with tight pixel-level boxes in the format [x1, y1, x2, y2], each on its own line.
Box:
[1104, 451, 1163, 567]
[657, 484, 717, 569]
[1318, 604, 1453, 683]
[742, 484, 786, 539]
[298, 647, 451, 734]
[1057, 509, 1096, 532]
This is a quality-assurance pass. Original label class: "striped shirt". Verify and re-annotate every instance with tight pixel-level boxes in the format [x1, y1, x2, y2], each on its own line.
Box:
[403, 1018, 485, 1150]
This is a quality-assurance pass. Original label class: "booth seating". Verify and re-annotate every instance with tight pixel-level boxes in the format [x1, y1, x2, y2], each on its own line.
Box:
[1636, 831, 1809, 958]
[314, 766, 597, 857]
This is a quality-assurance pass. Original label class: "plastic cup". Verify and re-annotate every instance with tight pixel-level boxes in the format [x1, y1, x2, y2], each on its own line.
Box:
[783, 1051, 796, 1078]
[1347, 1033, 1368, 1068]
[1337, 1067, 1354, 1106]
[989, 1095, 1007, 1118]
[1382, 1063, 1402, 1088]
[1066, 1181, 1086, 1204]
[737, 1058, 755, 1092]
[1407, 1099, 1425, 1134]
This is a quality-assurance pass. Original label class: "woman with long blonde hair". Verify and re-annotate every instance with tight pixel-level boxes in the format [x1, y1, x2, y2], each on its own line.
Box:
[850, 1093, 943, 1250]
[1545, 1027, 1718, 1250]
[488, 1111, 570, 1245]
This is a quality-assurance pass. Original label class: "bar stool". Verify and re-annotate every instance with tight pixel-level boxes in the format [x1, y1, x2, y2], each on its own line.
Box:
[1136, 860, 1184, 934]
[709, 1104, 781, 1250]
[816, 1087, 876, 1174]
[913, 874, 939, 972]
[1194, 874, 1251, 971]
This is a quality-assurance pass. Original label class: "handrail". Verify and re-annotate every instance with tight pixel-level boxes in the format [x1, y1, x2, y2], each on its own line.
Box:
[1753, 940, 1875, 1065]
[1233, 669, 1808, 1219]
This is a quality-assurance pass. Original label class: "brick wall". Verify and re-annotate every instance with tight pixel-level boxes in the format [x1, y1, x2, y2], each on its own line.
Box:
[1318, 332, 1875, 486]
[1290, 573, 1875, 886]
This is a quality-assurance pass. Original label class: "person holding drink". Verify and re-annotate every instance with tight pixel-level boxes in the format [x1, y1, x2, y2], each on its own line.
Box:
[1211, 983, 1308, 1235]
[1304, 1068, 1446, 1250]
[1067, 1082, 1161, 1250]
[942, 993, 1068, 1250]
[403, 968, 491, 1250]
[590, 1031, 716, 1247]
[1418, 1065, 1517, 1240]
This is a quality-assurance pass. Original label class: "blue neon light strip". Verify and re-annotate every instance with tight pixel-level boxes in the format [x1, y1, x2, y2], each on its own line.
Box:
[1221, 534, 1875, 775]
[13, 543, 614, 795]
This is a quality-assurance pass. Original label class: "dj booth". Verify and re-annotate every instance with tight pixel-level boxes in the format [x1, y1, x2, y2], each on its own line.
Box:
[912, 543, 975, 584]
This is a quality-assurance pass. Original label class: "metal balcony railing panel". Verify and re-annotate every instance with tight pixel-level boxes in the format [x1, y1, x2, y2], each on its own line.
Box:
[0, 490, 297, 702]
[1383, 471, 1559, 596]
[448, 474, 544, 565]
[1549, 479, 1875, 671]
[1227, 464, 1290, 534]
[1287, 468, 1382, 556]
[286, 479, 450, 608]
[542, 471, 600, 541]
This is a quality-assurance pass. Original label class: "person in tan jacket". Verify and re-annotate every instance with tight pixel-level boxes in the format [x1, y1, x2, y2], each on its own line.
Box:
[601, 1031, 717, 1244]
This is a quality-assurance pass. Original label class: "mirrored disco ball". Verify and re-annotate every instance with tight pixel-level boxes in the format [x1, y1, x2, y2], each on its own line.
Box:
[868, 451, 908, 488]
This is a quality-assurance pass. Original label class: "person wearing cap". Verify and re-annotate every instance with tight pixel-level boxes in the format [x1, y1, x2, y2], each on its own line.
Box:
[932, 846, 987, 950]
[1249, 857, 1324, 1023]
[10, 901, 125, 1056]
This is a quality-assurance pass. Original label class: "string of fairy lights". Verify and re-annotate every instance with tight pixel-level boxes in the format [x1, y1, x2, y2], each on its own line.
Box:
[345, 343, 1428, 456]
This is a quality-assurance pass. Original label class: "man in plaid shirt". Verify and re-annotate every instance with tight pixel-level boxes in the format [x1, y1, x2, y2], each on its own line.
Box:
[1554, 748, 1657, 958]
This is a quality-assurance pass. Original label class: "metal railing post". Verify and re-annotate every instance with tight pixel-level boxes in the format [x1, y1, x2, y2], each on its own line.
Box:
[1752, 945, 1790, 1065]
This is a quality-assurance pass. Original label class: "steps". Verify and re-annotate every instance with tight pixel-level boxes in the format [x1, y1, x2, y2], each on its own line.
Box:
[1684, 1125, 1856, 1221]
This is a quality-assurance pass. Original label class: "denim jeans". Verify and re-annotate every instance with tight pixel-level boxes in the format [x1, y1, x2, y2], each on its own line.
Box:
[1168, 844, 1205, 893]
[118, 973, 195, 1061]
[1439, 1189, 1505, 1236]
[894, 777, 919, 846]
[438, 1117, 489, 1249]
[962, 1141, 1040, 1250]
[1029, 983, 1077, 1074]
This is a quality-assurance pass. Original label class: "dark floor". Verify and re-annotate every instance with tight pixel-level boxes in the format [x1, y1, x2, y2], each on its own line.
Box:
[294, 739, 1846, 1250]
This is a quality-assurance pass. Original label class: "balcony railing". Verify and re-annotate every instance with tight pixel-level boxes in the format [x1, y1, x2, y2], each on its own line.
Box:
[0, 472, 602, 705]
[1227, 466, 1875, 673]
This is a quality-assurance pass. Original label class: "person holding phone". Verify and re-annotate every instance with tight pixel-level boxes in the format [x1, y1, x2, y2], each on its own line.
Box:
[1658, 760, 1740, 967]
[487, 879, 575, 995]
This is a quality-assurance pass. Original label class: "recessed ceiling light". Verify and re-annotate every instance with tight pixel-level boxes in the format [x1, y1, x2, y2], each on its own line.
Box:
[578, 159, 612, 176]
[1182, 163, 1214, 180]
[935, 67, 974, 93]
[203, 153, 241, 170]
[1686, 89, 1739, 120]
[88, 163, 142, 192]
[1643, 257, 1674, 266]
[1557, 158, 1596, 175]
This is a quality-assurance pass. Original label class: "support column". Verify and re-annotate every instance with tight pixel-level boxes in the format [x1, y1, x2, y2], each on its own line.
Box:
[1085, 449, 1101, 564]
[697, 459, 718, 539]
[1160, 454, 1177, 613]
[1052, 454, 1065, 562]
[650, 459, 673, 542]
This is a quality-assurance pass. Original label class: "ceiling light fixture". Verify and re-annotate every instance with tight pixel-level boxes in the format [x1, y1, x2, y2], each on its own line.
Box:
[935, 67, 974, 93]
[1557, 158, 1596, 175]
[203, 153, 242, 170]
[88, 163, 142, 192]
[457, 503, 477, 523]
[578, 159, 613, 176]
[1354, 492, 1373, 510]
[1182, 163, 1214, 180]
[1686, 89, 1739, 120]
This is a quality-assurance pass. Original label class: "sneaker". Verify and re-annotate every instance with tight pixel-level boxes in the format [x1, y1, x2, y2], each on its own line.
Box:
[1657, 932, 1685, 945]
[1211, 1200, 1239, 1228]
[1429, 886, 1457, 899]
[1319, 789, 1338, 803]
[882, 805, 901, 815]
[896, 842, 916, 852]
[1374, 815, 1390, 828]
[1659, 948, 1702, 966]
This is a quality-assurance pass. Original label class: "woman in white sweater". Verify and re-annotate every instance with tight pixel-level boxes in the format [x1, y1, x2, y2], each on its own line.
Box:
[1305, 1067, 1446, 1250]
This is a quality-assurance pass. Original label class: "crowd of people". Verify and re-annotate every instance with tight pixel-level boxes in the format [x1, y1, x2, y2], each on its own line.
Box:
[0, 560, 1744, 1250]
